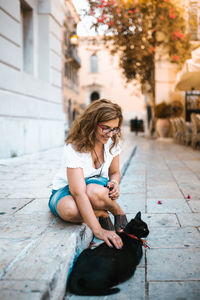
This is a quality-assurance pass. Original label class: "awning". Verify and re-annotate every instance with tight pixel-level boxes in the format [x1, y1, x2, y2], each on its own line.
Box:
[176, 71, 200, 90]
[175, 47, 200, 91]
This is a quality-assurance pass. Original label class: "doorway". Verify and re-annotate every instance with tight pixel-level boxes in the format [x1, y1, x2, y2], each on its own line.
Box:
[90, 91, 100, 102]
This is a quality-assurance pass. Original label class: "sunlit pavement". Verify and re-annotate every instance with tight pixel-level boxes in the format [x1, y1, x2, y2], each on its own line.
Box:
[0, 131, 200, 299]
[66, 136, 200, 300]
[0, 125, 135, 299]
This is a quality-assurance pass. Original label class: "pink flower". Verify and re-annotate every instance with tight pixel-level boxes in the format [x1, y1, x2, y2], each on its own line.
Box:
[169, 14, 176, 19]
[173, 31, 185, 39]
[179, 33, 184, 39]
[108, 20, 114, 26]
[89, 10, 94, 16]
[116, 8, 120, 14]
[128, 10, 134, 15]
[97, 16, 106, 23]
[149, 46, 155, 53]
[173, 55, 179, 61]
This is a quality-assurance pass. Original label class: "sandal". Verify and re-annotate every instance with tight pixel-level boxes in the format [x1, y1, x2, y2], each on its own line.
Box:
[114, 214, 128, 232]
[99, 216, 115, 231]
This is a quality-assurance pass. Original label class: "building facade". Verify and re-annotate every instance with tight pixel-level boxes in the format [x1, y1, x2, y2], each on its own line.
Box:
[62, 0, 81, 133]
[186, 0, 200, 41]
[0, 0, 66, 158]
[78, 36, 146, 124]
[155, 0, 200, 106]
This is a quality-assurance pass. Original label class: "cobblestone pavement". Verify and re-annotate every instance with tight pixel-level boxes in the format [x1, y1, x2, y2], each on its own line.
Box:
[66, 137, 200, 300]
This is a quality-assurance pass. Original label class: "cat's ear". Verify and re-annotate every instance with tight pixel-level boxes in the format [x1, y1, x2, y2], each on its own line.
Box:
[135, 211, 141, 220]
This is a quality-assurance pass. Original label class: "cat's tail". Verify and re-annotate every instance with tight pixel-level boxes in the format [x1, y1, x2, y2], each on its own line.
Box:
[68, 278, 120, 296]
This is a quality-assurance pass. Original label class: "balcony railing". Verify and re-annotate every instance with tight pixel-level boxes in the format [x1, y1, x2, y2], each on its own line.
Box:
[65, 46, 81, 68]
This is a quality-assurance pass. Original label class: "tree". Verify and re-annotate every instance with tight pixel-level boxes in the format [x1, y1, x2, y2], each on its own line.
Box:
[86, 0, 192, 104]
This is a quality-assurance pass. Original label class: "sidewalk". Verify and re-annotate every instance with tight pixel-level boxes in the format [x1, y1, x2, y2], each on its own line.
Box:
[0, 125, 136, 300]
[66, 136, 200, 300]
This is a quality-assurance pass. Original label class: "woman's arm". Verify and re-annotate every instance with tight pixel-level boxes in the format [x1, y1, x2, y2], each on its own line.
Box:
[107, 155, 120, 200]
[67, 168, 101, 231]
[67, 167, 122, 249]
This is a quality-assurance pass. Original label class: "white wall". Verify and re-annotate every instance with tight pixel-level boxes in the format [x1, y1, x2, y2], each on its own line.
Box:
[0, 0, 65, 158]
[155, 58, 179, 104]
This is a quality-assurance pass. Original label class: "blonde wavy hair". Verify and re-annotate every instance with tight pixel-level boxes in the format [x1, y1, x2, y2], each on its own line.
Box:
[66, 99, 123, 153]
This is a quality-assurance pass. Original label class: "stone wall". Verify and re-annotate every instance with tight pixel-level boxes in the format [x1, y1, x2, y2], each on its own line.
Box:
[0, 0, 65, 158]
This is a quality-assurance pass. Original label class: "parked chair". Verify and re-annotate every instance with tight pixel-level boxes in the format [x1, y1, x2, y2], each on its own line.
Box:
[170, 118, 192, 145]
[179, 118, 192, 146]
[175, 118, 185, 144]
[191, 113, 200, 149]
[170, 118, 180, 143]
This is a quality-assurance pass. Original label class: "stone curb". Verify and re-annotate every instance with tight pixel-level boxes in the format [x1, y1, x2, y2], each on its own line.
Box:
[57, 144, 137, 299]
[0, 220, 93, 300]
[0, 141, 136, 300]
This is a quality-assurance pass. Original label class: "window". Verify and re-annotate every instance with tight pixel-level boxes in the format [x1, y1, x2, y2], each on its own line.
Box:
[20, 0, 34, 74]
[188, 1, 200, 40]
[186, 91, 200, 121]
[64, 62, 78, 87]
[65, 62, 70, 78]
[90, 54, 98, 73]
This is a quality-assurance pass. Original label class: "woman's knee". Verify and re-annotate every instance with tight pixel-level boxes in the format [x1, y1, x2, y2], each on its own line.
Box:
[86, 184, 109, 207]
[56, 197, 82, 222]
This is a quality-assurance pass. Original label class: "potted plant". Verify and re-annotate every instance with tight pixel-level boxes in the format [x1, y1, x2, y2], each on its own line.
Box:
[154, 101, 183, 137]
[154, 102, 171, 137]
[170, 100, 184, 118]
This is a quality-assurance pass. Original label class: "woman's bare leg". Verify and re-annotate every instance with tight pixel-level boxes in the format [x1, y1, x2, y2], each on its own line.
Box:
[56, 183, 124, 223]
[86, 184, 124, 216]
[56, 195, 109, 222]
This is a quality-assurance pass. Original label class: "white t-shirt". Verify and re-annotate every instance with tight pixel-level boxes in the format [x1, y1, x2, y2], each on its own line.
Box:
[52, 138, 121, 190]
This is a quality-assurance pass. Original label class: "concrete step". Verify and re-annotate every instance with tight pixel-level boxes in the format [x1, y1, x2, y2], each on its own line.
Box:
[0, 212, 93, 300]
[0, 126, 136, 300]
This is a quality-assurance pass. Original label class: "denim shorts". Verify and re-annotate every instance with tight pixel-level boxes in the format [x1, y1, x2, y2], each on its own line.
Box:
[48, 176, 109, 217]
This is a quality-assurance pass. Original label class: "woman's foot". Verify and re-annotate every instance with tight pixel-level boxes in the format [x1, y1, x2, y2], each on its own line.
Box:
[99, 216, 115, 231]
[114, 214, 128, 232]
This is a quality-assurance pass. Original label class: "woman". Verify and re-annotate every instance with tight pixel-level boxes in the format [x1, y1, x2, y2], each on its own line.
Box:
[48, 99, 128, 249]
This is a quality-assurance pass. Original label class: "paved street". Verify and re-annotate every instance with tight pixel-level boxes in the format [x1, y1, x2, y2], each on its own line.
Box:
[0, 126, 135, 300]
[66, 137, 200, 300]
[1, 131, 200, 299]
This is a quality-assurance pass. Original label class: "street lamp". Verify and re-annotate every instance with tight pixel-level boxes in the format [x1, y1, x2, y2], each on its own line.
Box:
[70, 33, 78, 46]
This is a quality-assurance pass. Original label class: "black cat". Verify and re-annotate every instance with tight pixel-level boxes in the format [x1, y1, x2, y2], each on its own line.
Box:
[67, 212, 149, 296]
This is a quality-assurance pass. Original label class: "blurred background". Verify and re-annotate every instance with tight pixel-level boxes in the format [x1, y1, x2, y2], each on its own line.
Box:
[0, 0, 200, 159]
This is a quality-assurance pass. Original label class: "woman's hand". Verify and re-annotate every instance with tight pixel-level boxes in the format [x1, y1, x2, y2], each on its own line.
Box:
[107, 180, 120, 200]
[94, 228, 123, 249]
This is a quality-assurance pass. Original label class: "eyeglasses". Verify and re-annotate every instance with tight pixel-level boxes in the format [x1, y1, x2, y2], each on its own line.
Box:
[98, 124, 120, 134]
